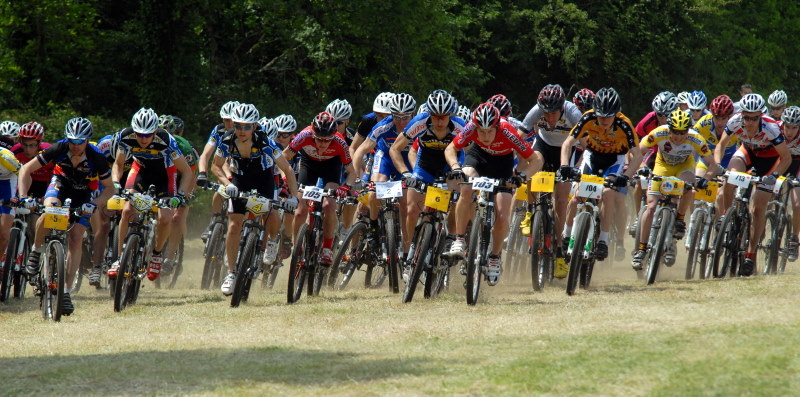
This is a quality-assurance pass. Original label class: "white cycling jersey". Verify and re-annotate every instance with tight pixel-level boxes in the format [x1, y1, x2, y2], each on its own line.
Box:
[521, 101, 583, 146]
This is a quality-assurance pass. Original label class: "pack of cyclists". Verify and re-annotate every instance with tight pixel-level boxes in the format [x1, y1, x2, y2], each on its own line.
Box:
[2, 84, 798, 317]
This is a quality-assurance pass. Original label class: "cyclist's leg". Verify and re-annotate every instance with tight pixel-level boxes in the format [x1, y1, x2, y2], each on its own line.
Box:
[722, 150, 748, 214]
[491, 191, 513, 255]
[0, 177, 13, 259]
[66, 223, 87, 290]
[225, 212, 245, 273]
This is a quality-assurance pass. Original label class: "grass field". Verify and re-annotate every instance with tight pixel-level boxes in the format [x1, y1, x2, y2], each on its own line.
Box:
[1, 239, 799, 396]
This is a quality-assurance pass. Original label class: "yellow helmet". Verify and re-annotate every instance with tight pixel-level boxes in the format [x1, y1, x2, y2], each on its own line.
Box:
[668, 109, 691, 131]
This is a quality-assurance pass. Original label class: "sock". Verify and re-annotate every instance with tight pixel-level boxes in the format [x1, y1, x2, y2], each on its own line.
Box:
[745, 252, 756, 260]
[677, 213, 684, 221]
[599, 231, 609, 243]
[323, 238, 334, 250]
[638, 242, 647, 251]
[564, 225, 572, 237]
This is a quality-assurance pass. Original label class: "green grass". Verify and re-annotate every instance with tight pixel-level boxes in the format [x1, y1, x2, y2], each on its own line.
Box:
[1, 244, 799, 396]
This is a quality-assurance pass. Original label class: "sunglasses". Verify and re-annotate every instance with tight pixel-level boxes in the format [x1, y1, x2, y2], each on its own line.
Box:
[393, 114, 412, 121]
[656, 112, 669, 118]
[22, 143, 39, 148]
[67, 138, 87, 145]
[233, 123, 254, 130]
[335, 120, 346, 126]
[670, 129, 688, 136]
[278, 132, 294, 138]
[742, 115, 761, 122]
[431, 114, 450, 120]
[314, 136, 334, 142]
[691, 109, 704, 112]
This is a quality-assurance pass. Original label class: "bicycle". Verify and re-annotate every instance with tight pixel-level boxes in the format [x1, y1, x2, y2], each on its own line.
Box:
[637, 176, 690, 285]
[262, 201, 294, 290]
[287, 182, 337, 303]
[760, 176, 799, 275]
[0, 200, 32, 302]
[200, 182, 228, 290]
[504, 187, 530, 282]
[112, 187, 165, 312]
[462, 176, 519, 305]
[402, 177, 458, 303]
[709, 171, 762, 278]
[328, 199, 388, 291]
[684, 179, 720, 280]
[230, 191, 290, 307]
[527, 171, 558, 291]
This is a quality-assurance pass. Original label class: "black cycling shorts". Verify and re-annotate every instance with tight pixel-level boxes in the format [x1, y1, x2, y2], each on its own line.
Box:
[463, 145, 514, 179]
[229, 170, 275, 215]
[298, 155, 342, 187]
[125, 162, 176, 198]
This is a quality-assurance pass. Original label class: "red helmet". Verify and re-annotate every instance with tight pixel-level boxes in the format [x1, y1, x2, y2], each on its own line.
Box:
[312, 111, 336, 137]
[709, 94, 734, 117]
[472, 103, 500, 129]
[19, 121, 44, 141]
[573, 88, 595, 112]
[537, 84, 566, 113]
[488, 94, 512, 117]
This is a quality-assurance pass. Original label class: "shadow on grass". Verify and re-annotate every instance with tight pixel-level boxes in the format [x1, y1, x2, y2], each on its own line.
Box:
[1, 346, 436, 395]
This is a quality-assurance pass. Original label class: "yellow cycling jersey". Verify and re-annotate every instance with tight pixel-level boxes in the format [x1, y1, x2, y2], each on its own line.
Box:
[693, 113, 738, 151]
[0, 147, 21, 179]
[641, 126, 711, 166]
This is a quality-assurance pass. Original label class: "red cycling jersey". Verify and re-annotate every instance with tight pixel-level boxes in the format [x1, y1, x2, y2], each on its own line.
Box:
[635, 111, 661, 138]
[288, 127, 352, 164]
[452, 121, 534, 158]
[12, 142, 54, 182]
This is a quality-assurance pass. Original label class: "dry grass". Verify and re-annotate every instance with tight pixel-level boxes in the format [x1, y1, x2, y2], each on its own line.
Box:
[1, 239, 798, 396]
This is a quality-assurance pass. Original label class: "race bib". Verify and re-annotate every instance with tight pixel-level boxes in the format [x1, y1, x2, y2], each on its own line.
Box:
[424, 185, 451, 212]
[302, 186, 324, 202]
[773, 176, 787, 194]
[727, 171, 752, 189]
[375, 180, 403, 199]
[43, 206, 70, 231]
[130, 193, 154, 212]
[514, 181, 529, 200]
[107, 196, 126, 211]
[576, 174, 604, 199]
[245, 195, 271, 215]
[530, 171, 555, 193]
[649, 177, 684, 196]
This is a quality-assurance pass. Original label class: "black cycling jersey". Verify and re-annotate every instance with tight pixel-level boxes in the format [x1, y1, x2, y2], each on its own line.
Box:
[356, 113, 379, 139]
[406, 118, 459, 172]
[216, 128, 281, 175]
[37, 140, 111, 190]
[117, 127, 183, 169]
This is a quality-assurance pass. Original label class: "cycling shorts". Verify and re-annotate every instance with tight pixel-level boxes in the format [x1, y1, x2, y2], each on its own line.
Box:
[0, 178, 15, 215]
[652, 155, 695, 180]
[642, 147, 657, 170]
[125, 162, 177, 199]
[229, 171, 275, 215]
[463, 145, 514, 179]
[29, 180, 48, 200]
[372, 149, 410, 180]
[732, 146, 780, 177]
[45, 175, 92, 227]
[299, 156, 342, 187]
[533, 136, 577, 172]
[579, 151, 625, 178]
[787, 156, 800, 178]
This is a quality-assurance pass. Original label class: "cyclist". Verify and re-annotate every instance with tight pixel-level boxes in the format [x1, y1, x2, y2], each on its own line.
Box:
[687, 90, 709, 126]
[325, 98, 361, 232]
[197, 101, 239, 240]
[445, 103, 543, 285]
[715, 93, 791, 276]
[389, 89, 465, 261]
[349, 92, 393, 159]
[456, 105, 471, 121]
[768, 89, 788, 120]
[778, 106, 800, 260]
[271, 114, 299, 259]
[0, 140, 20, 286]
[694, 94, 738, 212]
[284, 112, 357, 267]
[20, 117, 114, 315]
[631, 109, 721, 269]
[110, 108, 193, 281]
[212, 103, 299, 295]
[560, 87, 642, 261]
[733, 84, 754, 113]
[352, 93, 417, 249]
[12, 122, 53, 199]
[677, 91, 690, 111]
[521, 84, 583, 277]
[0, 121, 20, 149]
[573, 88, 595, 114]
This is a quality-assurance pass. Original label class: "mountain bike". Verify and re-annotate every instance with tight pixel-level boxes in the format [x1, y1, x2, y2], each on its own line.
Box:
[0, 200, 32, 302]
[760, 176, 798, 275]
[709, 171, 762, 278]
[684, 180, 720, 280]
[638, 176, 689, 285]
[527, 171, 557, 291]
[504, 188, 529, 282]
[200, 182, 228, 290]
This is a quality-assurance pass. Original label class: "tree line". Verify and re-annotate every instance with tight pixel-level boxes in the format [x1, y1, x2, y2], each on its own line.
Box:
[1, 0, 797, 144]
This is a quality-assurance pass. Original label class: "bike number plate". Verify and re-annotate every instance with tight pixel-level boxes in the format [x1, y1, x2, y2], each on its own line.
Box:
[131, 193, 154, 212]
[425, 186, 451, 212]
[530, 171, 555, 193]
[356, 191, 372, 206]
[577, 175, 604, 199]
[44, 206, 70, 231]
[302, 186, 324, 202]
[727, 171, 752, 189]
[375, 181, 403, 199]
[107, 196, 126, 211]
[245, 195, 271, 215]
[773, 176, 787, 194]
[514, 182, 529, 200]
[650, 177, 684, 196]
[471, 177, 499, 192]
[696, 181, 719, 203]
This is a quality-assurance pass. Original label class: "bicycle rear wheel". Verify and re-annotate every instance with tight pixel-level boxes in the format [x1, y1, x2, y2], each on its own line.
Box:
[645, 210, 672, 285]
[424, 228, 448, 299]
[386, 217, 400, 294]
[710, 212, 736, 278]
[331, 222, 367, 290]
[465, 212, 483, 305]
[287, 224, 308, 304]
[231, 233, 259, 308]
[760, 211, 781, 275]
[201, 222, 225, 290]
[0, 228, 19, 302]
[403, 223, 432, 303]
[12, 236, 29, 299]
[566, 213, 590, 296]
[40, 240, 66, 321]
[168, 237, 184, 289]
[114, 234, 140, 312]
[529, 211, 548, 291]
[685, 210, 706, 280]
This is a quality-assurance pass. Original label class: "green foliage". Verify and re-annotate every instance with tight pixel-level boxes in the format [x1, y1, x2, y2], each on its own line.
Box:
[0, 103, 127, 143]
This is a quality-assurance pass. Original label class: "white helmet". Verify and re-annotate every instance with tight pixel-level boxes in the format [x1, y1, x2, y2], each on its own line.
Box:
[230, 103, 260, 124]
[740, 93, 766, 113]
[131, 108, 159, 134]
[219, 101, 240, 119]
[373, 92, 394, 114]
[426, 89, 457, 115]
[325, 99, 352, 121]
[274, 114, 297, 133]
[677, 91, 690, 104]
[768, 89, 788, 108]
[417, 103, 428, 115]
[456, 105, 471, 121]
[0, 121, 20, 138]
[687, 90, 707, 110]
[65, 117, 94, 140]
[258, 117, 278, 140]
[389, 93, 416, 114]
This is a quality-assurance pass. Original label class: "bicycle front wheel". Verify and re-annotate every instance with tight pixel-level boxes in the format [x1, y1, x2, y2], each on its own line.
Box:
[331, 222, 367, 291]
[403, 223, 433, 303]
[0, 228, 19, 302]
[465, 212, 483, 305]
[201, 222, 225, 290]
[685, 210, 706, 280]
[287, 224, 308, 304]
[231, 232, 259, 308]
[566, 213, 590, 296]
[168, 237, 184, 289]
[386, 217, 400, 294]
[41, 240, 66, 321]
[645, 210, 672, 285]
[529, 210, 548, 291]
[114, 234, 140, 312]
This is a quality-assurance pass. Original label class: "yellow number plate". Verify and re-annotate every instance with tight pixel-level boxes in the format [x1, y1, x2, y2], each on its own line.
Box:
[107, 196, 126, 211]
[357, 191, 372, 206]
[43, 206, 70, 231]
[514, 181, 530, 201]
[424, 186, 451, 212]
[649, 177, 684, 196]
[530, 171, 555, 193]
[696, 181, 719, 203]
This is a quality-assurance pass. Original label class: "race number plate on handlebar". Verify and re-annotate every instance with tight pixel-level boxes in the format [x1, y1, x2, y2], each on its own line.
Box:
[577, 175, 604, 199]
[245, 195, 271, 216]
[727, 171, 752, 189]
[773, 176, 787, 194]
[302, 186, 324, 202]
[530, 171, 555, 193]
[43, 206, 70, 231]
[471, 177, 499, 192]
[375, 181, 403, 199]
[696, 181, 719, 203]
[424, 185, 451, 212]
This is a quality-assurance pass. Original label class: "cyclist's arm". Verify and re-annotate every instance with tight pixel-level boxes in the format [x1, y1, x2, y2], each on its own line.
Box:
[519, 150, 543, 176]
[714, 132, 733, 165]
[444, 142, 460, 170]
[624, 146, 642, 178]
[211, 154, 229, 187]
[174, 155, 193, 194]
[353, 138, 377, 176]
[17, 160, 43, 198]
[560, 135, 578, 166]
[282, 146, 297, 162]
[111, 151, 127, 186]
[389, 134, 411, 174]
[198, 142, 216, 174]
[274, 155, 299, 197]
[408, 145, 418, 169]
[774, 141, 791, 176]
[349, 134, 366, 159]
[343, 162, 357, 187]
[699, 153, 721, 180]
[96, 174, 116, 204]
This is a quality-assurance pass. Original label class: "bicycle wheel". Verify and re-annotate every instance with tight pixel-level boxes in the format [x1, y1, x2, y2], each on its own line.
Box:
[505, 210, 523, 279]
[386, 217, 400, 294]
[40, 240, 66, 321]
[760, 211, 782, 275]
[231, 233, 258, 308]
[263, 233, 283, 289]
[331, 222, 367, 290]
[645, 210, 672, 285]
[566, 213, 590, 296]
[201, 222, 225, 290]
[424, 228, 448, 299]
[529, 211, 548, 291]
[777, 215, 791, 274]
[685, 210, 706, 280]
[403, 223, 433, 303]
[287, 224, 308, 304]
[465, 212, 483, 305]
[0, 228, 19, 302]
[711, 212, 738, 278]
[731, 216, 749, 277]
[114, 234, 140, 312]
[72, 239, 91, 295]
[168, 237, 184, 289]
[12, 236, 29, 299]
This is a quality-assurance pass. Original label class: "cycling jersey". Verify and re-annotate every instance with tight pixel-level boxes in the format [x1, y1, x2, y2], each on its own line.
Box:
[694, 113, 738, 169]
[691, 109, 710, 126]
[206, 123, 228, 148]
[725, 113, 784, 158]
[403, 113, 465, 175]
[522, 101, 583, 146]
[0, 147, 20, 180]
[116, 128, 183, 168]
[37, 140, 111, 190]
[369, 116, 409, 154]
[288, 128, 352, 164]
[452, 120, 534, 157]
[356, 113, 380, 139]
[642, 127, 711, 166]
[12, 142, 53, 182]
[174, 135, 199, 169]
[96, 134, 115, 163]
[215, 129, 282, 174]
[570, 110, 639, 155]
[0, 136, 14, 151]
